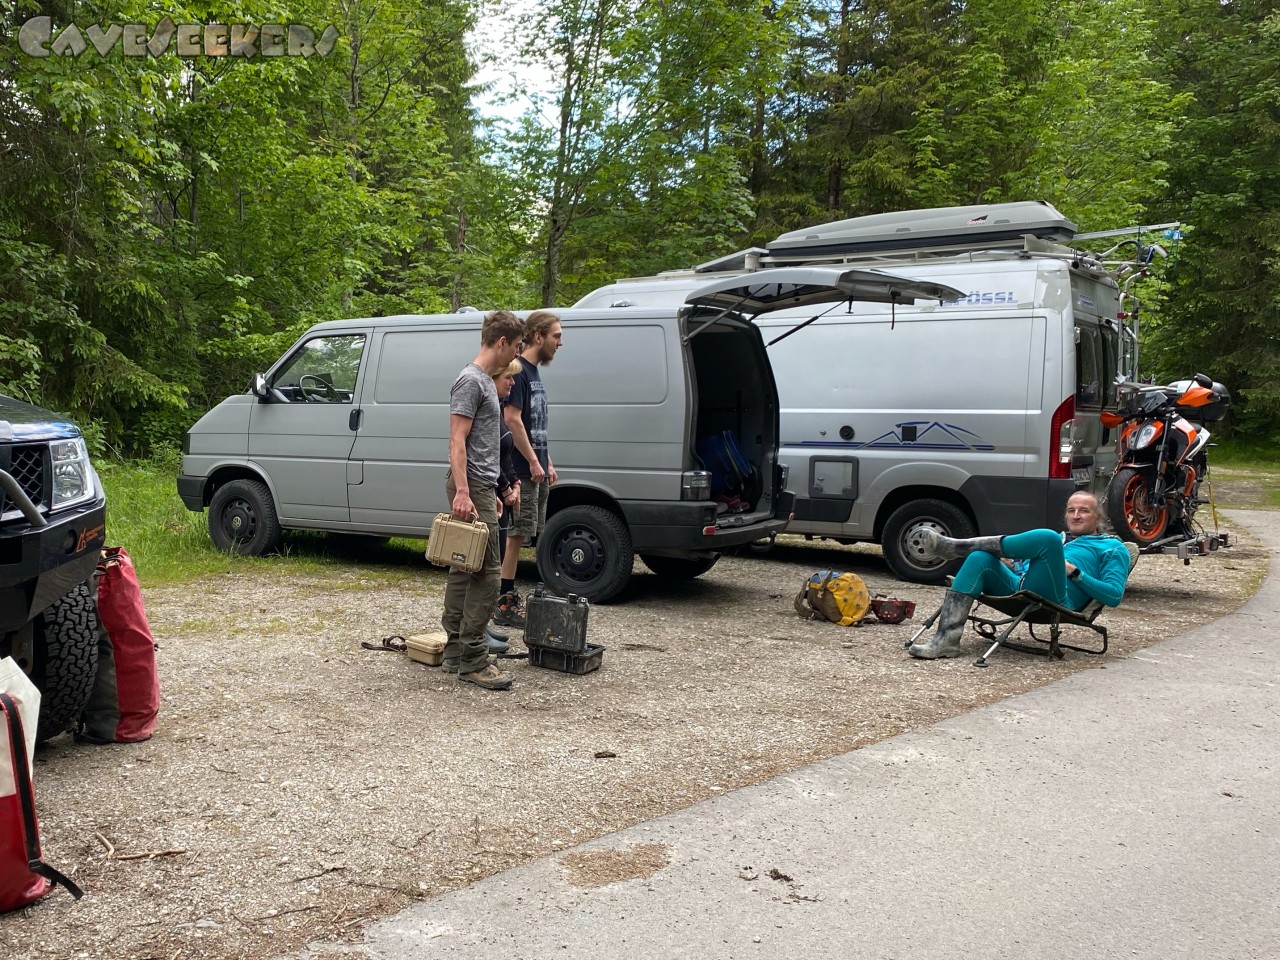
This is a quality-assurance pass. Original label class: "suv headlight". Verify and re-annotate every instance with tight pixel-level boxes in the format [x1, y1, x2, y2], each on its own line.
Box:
[50, 437, 95, 509]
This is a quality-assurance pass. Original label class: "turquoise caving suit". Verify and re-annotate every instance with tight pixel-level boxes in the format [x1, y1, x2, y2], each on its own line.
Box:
[950, 530, 1132, 610]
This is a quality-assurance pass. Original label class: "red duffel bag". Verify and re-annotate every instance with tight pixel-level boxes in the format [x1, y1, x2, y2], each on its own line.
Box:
[78, 547, 160, 744]
[2, 663, 84, 911]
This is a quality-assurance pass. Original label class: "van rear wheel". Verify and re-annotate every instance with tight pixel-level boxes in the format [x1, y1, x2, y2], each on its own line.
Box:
[640, 554, 719, 580]
[536, 506, 633, 603]
[881, 499, 976, 585]
[209, 479, 282, 556]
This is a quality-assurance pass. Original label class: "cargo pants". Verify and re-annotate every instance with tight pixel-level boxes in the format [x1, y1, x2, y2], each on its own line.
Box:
[441, 475, 502, 673]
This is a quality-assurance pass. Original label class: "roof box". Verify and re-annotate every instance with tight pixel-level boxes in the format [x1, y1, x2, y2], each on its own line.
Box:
[767, 201, 1077, 259]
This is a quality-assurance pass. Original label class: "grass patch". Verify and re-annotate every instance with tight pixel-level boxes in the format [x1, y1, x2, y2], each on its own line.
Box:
[1211, 440, 1280, 468]
[1206, 462, 1280, 511]
[98, 461, 436, 588]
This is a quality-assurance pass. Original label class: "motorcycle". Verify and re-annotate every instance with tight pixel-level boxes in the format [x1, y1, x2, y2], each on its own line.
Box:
[1102, 374, 1231, 547]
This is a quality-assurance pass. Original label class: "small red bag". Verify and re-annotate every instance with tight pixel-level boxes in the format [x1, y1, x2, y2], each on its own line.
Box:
[1, 689, 84, 911]
[79, 547, 160, 744]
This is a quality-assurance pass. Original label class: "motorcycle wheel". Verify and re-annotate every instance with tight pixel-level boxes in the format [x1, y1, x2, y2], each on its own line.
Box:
[1107, 467, 1169, 545]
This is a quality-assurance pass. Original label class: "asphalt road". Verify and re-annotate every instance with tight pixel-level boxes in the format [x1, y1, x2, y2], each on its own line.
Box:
[288, 509, 1280, 960]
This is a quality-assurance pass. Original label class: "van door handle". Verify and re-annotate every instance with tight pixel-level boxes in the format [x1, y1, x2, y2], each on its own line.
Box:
[349, 409, 362, 431]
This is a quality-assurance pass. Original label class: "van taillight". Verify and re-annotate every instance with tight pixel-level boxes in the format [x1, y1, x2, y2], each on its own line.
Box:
[1050, 396, 1074, 479]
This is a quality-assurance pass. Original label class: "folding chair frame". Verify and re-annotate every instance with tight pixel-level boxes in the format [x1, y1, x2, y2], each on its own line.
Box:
[966, 591, 1108, 667]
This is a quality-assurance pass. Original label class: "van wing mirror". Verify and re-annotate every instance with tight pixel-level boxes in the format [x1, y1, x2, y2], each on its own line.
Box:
[251, 373, 287, 403]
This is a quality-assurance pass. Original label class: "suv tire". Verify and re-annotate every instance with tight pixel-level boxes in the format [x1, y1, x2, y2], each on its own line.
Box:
[30, 581, 100, 743]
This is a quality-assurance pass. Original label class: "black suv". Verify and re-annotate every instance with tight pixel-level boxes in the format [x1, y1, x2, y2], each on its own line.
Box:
[0, 394, 106, 740]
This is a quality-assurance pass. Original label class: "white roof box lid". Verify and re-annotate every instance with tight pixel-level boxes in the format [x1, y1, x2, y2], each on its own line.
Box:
[767, 200, 1077, 258]
[684, 266, 964, 315]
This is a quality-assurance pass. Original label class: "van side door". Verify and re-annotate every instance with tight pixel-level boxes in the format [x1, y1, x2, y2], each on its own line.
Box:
[248, 331, 370, 523]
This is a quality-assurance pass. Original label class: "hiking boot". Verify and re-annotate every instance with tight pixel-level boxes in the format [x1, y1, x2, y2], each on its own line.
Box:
[441, 654, 497, 674]
[485, 624, 511, 654]
[458, 663, 513, 690]
[494, 590, 526, 629]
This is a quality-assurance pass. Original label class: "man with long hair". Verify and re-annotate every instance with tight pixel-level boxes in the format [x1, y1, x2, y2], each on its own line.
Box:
[495, 310, 563, 627]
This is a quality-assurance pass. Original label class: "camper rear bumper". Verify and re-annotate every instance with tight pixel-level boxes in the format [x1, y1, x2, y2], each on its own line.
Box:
[624, 491, 795, 552]
[959, 476, 1076, 534]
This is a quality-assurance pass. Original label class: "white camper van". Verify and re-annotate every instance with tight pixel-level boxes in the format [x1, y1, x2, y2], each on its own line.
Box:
[576, 201, 1135, 584]
[178, 268, 959, 600]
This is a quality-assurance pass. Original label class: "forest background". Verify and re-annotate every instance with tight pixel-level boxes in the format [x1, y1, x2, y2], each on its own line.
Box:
[1, 0, 1277, 457]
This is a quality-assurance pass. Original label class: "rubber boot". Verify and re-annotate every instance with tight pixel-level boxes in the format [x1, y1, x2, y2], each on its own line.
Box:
[484, 624, 510, 655]
[916, 529, 1004, 562]
[908, 590, 976, 659]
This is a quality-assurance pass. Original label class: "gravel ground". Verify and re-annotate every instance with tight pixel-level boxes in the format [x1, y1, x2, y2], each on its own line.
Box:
[2, 519, 1266, 960]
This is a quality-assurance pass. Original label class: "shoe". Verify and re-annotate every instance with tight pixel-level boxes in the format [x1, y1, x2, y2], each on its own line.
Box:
[494, 590, 526, 629]
[441, 654, 497, 674]
[485, 625, 511, 654]
[458, 663, 513, 690]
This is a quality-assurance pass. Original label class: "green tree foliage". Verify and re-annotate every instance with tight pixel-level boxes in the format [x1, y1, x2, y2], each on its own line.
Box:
[505, 0, 792, 305]
[2, 0, 1276, 451]
[1144, 0, 1280, 440]
[1, 0, 501, 451]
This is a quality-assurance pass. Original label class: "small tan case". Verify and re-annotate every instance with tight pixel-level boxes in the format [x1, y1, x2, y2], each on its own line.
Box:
[425, 513, 488, 573]
[405, 632, 447, 666]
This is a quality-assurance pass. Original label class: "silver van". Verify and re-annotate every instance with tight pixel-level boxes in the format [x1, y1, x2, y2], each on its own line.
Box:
[575, 201, 1137, 583]
[178, 272, 957, 601]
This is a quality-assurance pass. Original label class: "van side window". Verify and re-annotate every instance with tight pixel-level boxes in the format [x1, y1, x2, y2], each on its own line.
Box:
[1074, 324, 1103, 409]
[1100, 322, 1121, 406]
[272, 335, 367, 403]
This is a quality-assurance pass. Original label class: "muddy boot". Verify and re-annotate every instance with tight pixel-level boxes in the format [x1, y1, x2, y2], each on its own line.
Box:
[917, 529, 1004, 561]
[908, 590, 976, 659]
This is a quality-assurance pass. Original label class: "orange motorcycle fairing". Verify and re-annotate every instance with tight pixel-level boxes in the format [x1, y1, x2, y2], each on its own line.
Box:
[1176, 383, 1215, 408]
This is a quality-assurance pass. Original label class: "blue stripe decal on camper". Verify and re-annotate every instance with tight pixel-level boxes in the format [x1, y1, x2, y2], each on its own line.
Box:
[791, 421, 996, 452]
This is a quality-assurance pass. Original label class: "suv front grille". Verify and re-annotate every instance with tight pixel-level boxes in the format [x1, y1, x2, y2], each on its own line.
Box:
[1, 443, 50, 520]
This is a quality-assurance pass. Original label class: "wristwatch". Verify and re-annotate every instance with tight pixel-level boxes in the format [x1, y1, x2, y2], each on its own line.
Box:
[1067, 567, 1082, 581]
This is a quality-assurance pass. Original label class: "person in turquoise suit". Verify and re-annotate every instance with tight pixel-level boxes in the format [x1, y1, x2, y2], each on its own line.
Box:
[908, 492, 1132, 660]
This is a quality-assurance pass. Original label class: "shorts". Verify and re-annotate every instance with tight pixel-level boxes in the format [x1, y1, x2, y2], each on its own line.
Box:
[512, 479, 550, 540]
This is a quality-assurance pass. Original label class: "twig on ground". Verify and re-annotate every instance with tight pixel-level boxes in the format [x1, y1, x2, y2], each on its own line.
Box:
[95, 832, 115, 858]
[115, 848, 189, 861]
[294, 865, 346, 882]
[246, 904, 322, 922]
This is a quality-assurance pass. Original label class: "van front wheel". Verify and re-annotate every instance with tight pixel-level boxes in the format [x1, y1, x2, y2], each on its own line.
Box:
[536, 506, 633, 603]
[881, 499, 976, 585]
[209, 479, 282, 556]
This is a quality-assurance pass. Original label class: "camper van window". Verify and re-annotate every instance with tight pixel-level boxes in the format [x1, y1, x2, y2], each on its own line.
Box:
[272, 334, 366, 403]
[1100, 323, 1120, 399]
[1075, 324, 1104, 409]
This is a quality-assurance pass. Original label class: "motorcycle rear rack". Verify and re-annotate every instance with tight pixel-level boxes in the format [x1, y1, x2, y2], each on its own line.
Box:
[1140, 531, 1230, 562]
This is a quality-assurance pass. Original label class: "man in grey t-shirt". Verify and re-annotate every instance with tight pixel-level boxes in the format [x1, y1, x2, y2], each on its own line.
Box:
[441, 310, 523, 691]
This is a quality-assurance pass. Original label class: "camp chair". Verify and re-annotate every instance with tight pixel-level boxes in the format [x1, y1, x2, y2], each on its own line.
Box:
[908, 542, 1140, 668]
